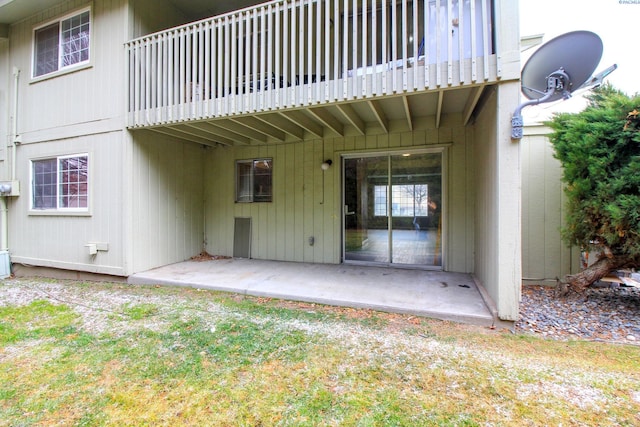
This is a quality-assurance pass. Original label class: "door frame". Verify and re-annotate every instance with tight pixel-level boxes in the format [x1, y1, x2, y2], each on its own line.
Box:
[341, 147, 448, 270]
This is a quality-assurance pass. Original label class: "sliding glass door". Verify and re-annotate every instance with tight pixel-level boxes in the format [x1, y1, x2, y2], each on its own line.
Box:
[343, 151, 442, 267]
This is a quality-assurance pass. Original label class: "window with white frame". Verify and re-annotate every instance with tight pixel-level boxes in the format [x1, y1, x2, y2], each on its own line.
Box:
[33, 9, 91, 78]
[374, 183, 428, 217]
[236, 159, 272, 202]
[31, 154, 89, 211]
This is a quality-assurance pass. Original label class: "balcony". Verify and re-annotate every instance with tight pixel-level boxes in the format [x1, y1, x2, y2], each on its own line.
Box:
[126, 0, 498, 145]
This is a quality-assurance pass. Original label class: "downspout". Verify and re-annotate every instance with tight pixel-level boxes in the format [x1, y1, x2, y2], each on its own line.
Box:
[1, 67, 19, 252]
[0, 197, 7, 251]
[11, 67, 19, 181]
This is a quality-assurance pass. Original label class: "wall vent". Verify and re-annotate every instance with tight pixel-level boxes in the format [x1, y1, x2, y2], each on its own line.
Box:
[233, 218, 251, 258]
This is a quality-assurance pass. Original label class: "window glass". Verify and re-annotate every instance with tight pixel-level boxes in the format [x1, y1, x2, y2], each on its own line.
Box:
[253, 160, 272, 202]
[61, 11, 90, 67]
[32, 158, 57, 209]
[236, 159, 272, 202]
[236, 161, 253, 202]
[34, 23, 60, 77]
[374, 184, 428, 217]
[32, 155, 89, 211]
[59, 156, 89, 208]
[33, 9, 90, 78]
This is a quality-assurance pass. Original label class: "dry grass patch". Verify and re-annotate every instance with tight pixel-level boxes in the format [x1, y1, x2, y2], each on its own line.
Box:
[0, 278, 639, 426]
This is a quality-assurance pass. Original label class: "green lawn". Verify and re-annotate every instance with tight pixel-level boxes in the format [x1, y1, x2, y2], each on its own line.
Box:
[0, 279, 639, 426]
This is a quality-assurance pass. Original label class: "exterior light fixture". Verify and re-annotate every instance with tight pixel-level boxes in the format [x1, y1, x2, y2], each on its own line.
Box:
[321, 159, 332, 170]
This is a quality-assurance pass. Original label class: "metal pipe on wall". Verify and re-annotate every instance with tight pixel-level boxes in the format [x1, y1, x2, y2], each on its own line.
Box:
[1, 67, 20, 253]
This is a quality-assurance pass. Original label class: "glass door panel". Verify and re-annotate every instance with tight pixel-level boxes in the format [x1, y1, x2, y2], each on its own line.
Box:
[344, 157, 389, 263]
[390, 153, 442, 266]
[343, 152, 442, 268]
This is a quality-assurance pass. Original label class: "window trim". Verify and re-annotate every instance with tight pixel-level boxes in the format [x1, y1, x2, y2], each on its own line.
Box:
[235, 158, 273, 203]
[29, 153, 91, 216]
[31, 6, 92, 81]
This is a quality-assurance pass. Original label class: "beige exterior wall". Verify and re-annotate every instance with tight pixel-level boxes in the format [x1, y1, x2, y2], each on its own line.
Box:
[10, 0, 125, 135]
[473, 82, 521, 321]
[9, 131, 127, 275]
[1, 0, 525, 321]
[4, 0, 127, 275]
[204, 114, 475, 273]
[521, 124, 580, 283]
[4, 0, 201, 275]
[0, 38, 8, 169]
[468, 0, 520, 321]
[127, 131, 205, 273]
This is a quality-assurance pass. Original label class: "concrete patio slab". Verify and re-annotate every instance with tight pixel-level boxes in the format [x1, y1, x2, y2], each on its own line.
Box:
[128, 258, 496, 326]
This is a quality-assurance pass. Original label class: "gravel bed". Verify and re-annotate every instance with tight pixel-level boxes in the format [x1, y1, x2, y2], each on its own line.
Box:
[516, 284, 640, 343]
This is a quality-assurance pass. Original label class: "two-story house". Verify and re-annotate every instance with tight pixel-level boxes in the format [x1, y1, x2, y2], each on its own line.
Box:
[0, 0, 521, 321]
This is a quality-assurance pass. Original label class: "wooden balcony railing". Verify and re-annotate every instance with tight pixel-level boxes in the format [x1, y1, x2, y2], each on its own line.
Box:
[126, 0, 495, 128]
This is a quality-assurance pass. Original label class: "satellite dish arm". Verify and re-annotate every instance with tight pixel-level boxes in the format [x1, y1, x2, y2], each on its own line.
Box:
[511, 90, 556, 139]
[512, 68, 571, 139]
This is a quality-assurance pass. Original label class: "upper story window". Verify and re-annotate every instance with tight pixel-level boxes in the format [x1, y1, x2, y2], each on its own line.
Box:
[31, 154, 89, 212]
[236, 159, 273, 203]
[33, 8, 91, 78]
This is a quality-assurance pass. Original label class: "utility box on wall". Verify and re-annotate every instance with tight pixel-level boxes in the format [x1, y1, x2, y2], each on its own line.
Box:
[0, 181, 20, 197]
[0, 251, 11, 279]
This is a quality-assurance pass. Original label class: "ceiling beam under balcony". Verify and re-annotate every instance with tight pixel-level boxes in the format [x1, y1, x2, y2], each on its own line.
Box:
[435, 91, 444, 129]
[148, 127, 219, 147]
[308, 107, 344, 137]
[188, 122, 251, 145]
[401, 96, 413, 131]
[254, 113, 305, 140]
[279, 111, 323, 139]
[463, 86, 484, 126]
[209, 120, 268, 143]
[367, 100, 388, 134]
[335, 104, 365, 136]
[180, 124, 235, 146]
[231, 116, 286, 142]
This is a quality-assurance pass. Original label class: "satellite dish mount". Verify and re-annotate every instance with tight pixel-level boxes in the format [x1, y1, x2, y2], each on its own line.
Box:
[511, 68, 572, 138]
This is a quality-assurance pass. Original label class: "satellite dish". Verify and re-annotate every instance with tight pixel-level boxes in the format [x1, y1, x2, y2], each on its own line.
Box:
[511, 31, 613, 139]
[521, 31, 603, 102]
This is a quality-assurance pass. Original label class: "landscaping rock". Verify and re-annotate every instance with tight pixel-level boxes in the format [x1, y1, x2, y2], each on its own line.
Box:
[516, 285, 640, 343]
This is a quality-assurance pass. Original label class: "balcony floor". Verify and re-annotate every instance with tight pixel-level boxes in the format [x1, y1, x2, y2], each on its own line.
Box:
[134, 82, 492, 147]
